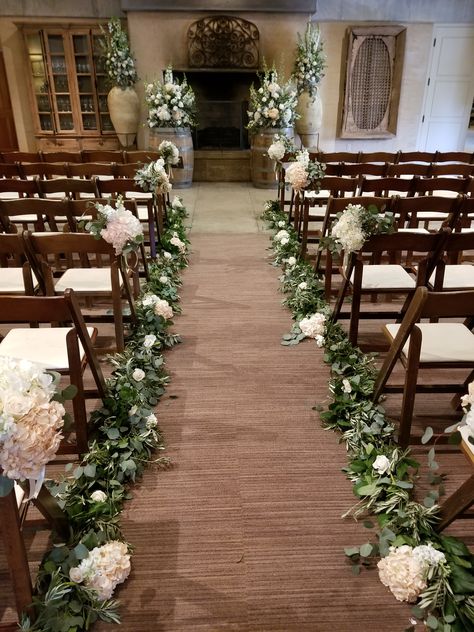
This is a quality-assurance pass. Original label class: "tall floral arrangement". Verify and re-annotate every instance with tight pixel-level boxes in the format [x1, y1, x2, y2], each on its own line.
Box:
[292, 22, 326, 98]
[100, 17, 138, 89]
[145, 66, 197, 129]
[247, 65, 298, 132]
[0, 357, 65, 497]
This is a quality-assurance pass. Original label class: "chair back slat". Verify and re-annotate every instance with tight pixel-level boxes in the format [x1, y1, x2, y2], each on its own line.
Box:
[358, 175, 415, 197]
[435, 151, 474, 164]
[398, 151, 436, 164]
[21, 163, 69, 179]
[125, 150, 160, 163]
[0, 163, 22, 178]
[0, 178, 39, 197]
[386, 162, 431, 177]
[81, 150, 124, 163]
[40, 151, 82, 163]
[38, 177, 99, 199]
[68, 162, 117, 178]
[1, 151, 40, 163]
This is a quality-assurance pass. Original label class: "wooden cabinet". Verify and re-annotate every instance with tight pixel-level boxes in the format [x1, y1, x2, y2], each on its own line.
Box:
[23, 27, 120, 150]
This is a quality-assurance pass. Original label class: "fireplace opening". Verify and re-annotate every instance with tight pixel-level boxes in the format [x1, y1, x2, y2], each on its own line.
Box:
[174, 69, 258, 150]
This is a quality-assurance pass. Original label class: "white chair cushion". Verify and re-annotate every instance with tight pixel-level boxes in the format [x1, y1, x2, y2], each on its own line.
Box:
[429, 265, 474, 289]
[0, 326, 95, 370]
[351, 265, 416, 290]
[385, 322, 474, 363]
[137, 207, 150, 221]
[305, 189, 330, 199]
[0, 268, 37, 293]
[55, 268, 114, 293]
[398, 227, 430, 234]
[412, 211, 449, 219]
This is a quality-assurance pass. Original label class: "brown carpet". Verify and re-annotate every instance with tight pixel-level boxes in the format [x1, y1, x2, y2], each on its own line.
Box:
[93, 233, 417, 632]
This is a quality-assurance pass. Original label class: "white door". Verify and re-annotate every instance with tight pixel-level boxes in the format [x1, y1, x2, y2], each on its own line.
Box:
[418, 25, 474, 152]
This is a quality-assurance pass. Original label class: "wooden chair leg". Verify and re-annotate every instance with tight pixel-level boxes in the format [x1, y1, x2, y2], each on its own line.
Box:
[0, 491, 34, 622]
[437, 473, 474, 531]
[398, 326, 422, 449]
[66, 329, 89, 455]
[111, 264, 124, 352]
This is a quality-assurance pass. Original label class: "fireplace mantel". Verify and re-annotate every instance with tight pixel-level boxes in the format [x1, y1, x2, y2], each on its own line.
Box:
[121, 0, 316, 12]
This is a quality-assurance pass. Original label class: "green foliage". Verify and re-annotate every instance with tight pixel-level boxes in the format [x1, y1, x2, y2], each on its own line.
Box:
[23, 200, 191, 629]
[263, 194, 474, 630]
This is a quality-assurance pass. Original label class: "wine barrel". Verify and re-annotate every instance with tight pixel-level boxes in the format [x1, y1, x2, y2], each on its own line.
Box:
[250, 127, 294, 189]
[148, 127, 194, 189]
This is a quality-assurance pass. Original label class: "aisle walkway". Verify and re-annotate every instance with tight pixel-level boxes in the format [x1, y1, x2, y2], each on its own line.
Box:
[98, 184, 412, 631]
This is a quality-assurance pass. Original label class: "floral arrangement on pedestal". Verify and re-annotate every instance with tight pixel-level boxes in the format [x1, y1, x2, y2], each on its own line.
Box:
[324, 202, 395, 254]
[292, 23, 326, 146]
[134, 159, 172, 194]
[247, 65, 298, 132]
[0, 357, 66, 497]
[85, 197, 144, 255]
[100, 18, 140, 147]
[292, 22, 326, 98]
[100, 17, 138, 89]
[145, 66, 197, 129]
[284, 149, 326, 192]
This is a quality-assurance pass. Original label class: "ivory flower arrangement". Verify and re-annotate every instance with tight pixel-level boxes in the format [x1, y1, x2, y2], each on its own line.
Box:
[292, 22, 326, 98]
[145, 66, 197, 129]
[326, 203, 395, 254]
[100, 17, 138, 89]
[247, 65, 298, 132]
[134, 158, 172, 194]
[284, 149, 325, 192]
[86, 197, 144, 255]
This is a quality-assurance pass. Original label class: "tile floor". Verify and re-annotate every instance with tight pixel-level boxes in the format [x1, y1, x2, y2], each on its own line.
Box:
[176, 182, 277, 234]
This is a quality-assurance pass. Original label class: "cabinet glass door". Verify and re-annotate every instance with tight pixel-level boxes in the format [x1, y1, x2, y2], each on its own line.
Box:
[73, 34, 98, 132]
[25, 32, 54, 132]
[46, 34, 74, 131]
[92, 34, 114, 132]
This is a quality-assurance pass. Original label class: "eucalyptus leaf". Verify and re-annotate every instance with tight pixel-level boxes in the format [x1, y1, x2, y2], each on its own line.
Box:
[421, 426, 434, 444]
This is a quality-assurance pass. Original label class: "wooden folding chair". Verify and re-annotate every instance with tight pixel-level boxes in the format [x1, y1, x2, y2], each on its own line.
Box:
[430, 163, 474, 178]
[332, 230, 449, 348]
[0, 177, 40, 201]
[436, 425, 474, 531]
[338, 162, 388, 178]
[0, 233, 36, 295]
[37, 177, 99, 200]
[315, 195, 393, 299]
[0, 478, 68, 624]
[125, 150, 161, 163]
[97, 177, 161, 257]
[358, 175, 416, 197]
[430, 231, 474, 291]
[0, 163, 22, 178]
[392, 194, 461, 232]
[1, 151, 40, 164]
[20, 162, 69, 180]
[372, 287, 474, 447]
[398, 151, 436, 164]
[24, 231, 137, 352]
[68, 162, 117, 179]
[358, 151, 399, 164]
[318, 151, 361, 164]
[0, 198, 75, 235]
[82, 149, 124, 163]
[0, 290, 106, 454]
[434, 151, 474, 164]
[386, 162, 432, 178]
[412, 175, 470, 198]
[40, 150, 82, 163]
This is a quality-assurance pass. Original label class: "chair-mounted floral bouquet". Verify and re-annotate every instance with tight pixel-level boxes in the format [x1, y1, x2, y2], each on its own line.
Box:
[145, 66, 197, 129]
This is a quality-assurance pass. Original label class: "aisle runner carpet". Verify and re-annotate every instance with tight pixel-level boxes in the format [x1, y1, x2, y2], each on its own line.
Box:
[96, 233, 413, 632]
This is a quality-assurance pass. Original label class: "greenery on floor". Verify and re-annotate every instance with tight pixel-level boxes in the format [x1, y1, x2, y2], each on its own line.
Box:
[262, 199, 474, 632]
[20, 199, 190, 632]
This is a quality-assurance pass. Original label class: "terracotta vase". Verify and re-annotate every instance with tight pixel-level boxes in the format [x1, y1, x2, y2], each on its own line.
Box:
[107, 86, 140, 147]
[295, 89, 323, 149]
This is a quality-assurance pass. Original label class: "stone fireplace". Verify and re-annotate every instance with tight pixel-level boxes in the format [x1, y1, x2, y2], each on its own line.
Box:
[126, 1, 313, 180]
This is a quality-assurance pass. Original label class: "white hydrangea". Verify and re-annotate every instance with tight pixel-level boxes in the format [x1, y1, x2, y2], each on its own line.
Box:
[377, 544, 446, 603]
[268, 140, 286, 161]
[132, 368, 145, 382]
[69, 541, 131, 601]
[330, 204, 366, 253]
[143, 334, 157, 349]
[153, 298, 173, 320]
[96, 199, 144, 256]
[299, 312, 326, 345]
[285, 161, 309, 191]
[274, 229, 290, 243]
[286, 256, 297, 267]
[169, 233, 186, 254]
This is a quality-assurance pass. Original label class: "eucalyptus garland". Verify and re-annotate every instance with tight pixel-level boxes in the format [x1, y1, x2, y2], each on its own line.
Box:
[261, 199, 474, 632]
[19, 199, 190, 632]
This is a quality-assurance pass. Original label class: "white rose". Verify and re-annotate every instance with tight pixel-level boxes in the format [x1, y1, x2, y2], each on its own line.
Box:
[280, 237, 289, 246]
[267, 107, 280, 120]
[287, 256, 297, 267]
[143, 334, 157, 349]
[91, 490, 107, 503]
[132, 368, 146, 382]
[69, 566, 85, 583]
[146, 413, 157, 428]
[163, 251, 172, 260]
[342, 379, 352, 393]
[159, 275, 169, 284]
[373, 454, 391, 475]
[298, 282, 307, 290]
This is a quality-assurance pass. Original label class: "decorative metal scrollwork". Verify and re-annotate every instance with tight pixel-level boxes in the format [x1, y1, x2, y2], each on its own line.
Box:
[188, 15, 259, 68]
